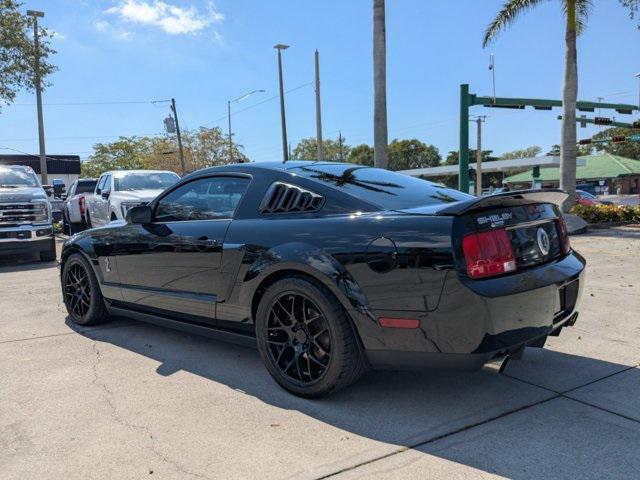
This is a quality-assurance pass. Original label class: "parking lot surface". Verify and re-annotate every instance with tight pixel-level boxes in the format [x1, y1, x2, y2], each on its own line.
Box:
[1, 228, 639, 480]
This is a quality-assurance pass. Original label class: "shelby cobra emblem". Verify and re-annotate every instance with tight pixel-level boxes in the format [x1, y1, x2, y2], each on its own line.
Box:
[536, 227, 551, 256]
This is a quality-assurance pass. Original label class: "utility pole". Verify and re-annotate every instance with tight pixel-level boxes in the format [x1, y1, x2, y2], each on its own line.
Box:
[635, 73, 640, 111]
[489, 54, 496, 104]
[315, 50, 323, 161]
[473, 116, 486, 197]
[372, 0, 388, 169]
[170, 98, 186, 174]
[27, 10, 48, 185]
[274, 44, 290, 162]
[338, 131, 344, 161]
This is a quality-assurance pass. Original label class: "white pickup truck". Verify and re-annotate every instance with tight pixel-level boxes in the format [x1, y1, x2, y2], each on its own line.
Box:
[85, 170, 180, 228]
[61, 178, 97, 234]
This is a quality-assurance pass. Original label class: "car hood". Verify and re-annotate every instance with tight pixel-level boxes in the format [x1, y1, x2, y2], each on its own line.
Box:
[112, 189, 165, 202]
[0, 186, 48, 203]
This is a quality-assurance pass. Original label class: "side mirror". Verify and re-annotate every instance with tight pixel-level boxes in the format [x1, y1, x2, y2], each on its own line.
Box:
[95, 188, 101, 195]
[127, 205, 152, 224]
[101, 191, 110, 199]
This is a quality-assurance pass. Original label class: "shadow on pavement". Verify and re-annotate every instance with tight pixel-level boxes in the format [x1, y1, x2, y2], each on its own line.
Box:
[65, 315, 640, 479]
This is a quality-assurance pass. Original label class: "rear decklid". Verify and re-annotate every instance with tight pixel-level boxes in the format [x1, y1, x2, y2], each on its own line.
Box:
[396, 190, 570, 277]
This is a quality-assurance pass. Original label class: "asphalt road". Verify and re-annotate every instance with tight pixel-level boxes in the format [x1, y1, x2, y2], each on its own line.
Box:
[1, 228, 639, 480]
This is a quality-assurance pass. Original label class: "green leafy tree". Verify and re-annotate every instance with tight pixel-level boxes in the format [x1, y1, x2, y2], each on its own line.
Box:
[484, 0, 595, 209]
[387, 139, 441, 171]
[81, 127, 249, 177]
[446, 150, 495, 165]
[499, 146, 542, 160]
[0, 0, 56, 110]
[292, 137, 350, 161]
[592, 128, 640, 160]
[347, 144, 374, 166]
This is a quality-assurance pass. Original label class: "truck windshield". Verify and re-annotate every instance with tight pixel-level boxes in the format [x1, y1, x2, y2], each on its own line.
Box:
[76, 180, 97, 194]
[114, 172, 179, 191]
[0, 168, 39, 188]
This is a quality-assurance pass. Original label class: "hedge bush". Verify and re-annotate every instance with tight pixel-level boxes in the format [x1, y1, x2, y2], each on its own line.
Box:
[571, 204, 640, 224]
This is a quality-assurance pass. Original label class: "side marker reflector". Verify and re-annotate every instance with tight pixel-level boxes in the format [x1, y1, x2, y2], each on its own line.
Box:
[379, 317, 420, 329]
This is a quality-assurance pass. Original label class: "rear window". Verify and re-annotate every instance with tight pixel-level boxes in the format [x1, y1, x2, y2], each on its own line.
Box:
[76, 180, 97, 194]
[290, 164, 473, 209]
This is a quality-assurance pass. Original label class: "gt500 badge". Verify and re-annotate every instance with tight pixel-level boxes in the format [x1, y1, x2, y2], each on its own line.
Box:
[476, 212, 512, 227]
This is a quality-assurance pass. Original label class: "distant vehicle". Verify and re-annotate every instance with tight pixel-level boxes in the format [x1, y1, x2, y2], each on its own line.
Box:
[62, 178, 98, 235]
[0, 165, 55, 262]
[576, 190, 601, 206]
[60, 161, 585, 397]
[85, 170, 180, 228]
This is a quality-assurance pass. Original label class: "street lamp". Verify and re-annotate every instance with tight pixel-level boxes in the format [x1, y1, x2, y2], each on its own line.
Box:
[274, 44, 289, 162]
[27, 10, 48, 184]
[227, 89, 265, 161]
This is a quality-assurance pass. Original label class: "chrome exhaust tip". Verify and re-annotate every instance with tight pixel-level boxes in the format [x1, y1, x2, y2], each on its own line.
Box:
[484, 355, 510, 374]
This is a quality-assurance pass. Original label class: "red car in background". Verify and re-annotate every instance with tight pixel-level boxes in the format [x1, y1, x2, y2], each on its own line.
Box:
[576, 190, 601, 206]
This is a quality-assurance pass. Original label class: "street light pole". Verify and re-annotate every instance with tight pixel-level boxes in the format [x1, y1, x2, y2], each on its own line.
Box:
[635, 73, 640, 111]
[227, 89, 265, 162]
[274, 44, 290, 162]
[27, 10, 48, 185]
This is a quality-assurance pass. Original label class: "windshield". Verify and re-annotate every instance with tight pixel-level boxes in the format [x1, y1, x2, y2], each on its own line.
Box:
[0, 168, 40, 188]
[290, 164, 474, 209]
[578, 190, 596, 199]
[114, 172, 179, 192]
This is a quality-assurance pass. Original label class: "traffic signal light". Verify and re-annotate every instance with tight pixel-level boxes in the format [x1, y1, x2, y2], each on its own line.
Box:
[468, 168, 476, 181]
[578, 139, 592, 145]
[594, 117, 613, 126]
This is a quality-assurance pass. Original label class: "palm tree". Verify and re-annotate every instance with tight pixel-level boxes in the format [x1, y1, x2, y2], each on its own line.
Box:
[483, 0, 592, 210]
[373, 0, 388, 169]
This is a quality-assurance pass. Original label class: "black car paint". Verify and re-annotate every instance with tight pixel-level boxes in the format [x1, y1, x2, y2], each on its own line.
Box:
[61, 162, 586, 370]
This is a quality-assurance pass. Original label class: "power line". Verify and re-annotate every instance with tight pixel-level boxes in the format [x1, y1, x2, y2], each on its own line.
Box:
[9, 99, 171, 107]
[204, 81, 313, 127]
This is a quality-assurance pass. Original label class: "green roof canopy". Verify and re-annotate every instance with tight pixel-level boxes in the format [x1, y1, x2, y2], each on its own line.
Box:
[503, 154, 640, 183]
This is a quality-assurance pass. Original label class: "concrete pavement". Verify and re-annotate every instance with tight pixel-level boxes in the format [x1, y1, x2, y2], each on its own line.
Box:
[1, 228, 639, 479]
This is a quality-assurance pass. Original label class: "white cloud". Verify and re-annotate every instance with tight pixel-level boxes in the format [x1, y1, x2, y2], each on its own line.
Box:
[104, 0, 223, 35]
[94, 20, 110, 32]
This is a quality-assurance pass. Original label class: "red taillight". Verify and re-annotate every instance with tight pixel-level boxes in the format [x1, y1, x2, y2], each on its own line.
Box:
[556, 217, 571, 254]
[79, 196, 85, 215]
[462, 228, 516, 279]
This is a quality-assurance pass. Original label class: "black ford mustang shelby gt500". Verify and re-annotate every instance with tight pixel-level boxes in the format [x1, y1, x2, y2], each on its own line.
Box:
[60, 161, 585, 397]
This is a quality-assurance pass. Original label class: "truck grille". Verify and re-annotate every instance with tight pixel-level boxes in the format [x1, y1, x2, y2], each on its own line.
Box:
[0, 202, 49, 227]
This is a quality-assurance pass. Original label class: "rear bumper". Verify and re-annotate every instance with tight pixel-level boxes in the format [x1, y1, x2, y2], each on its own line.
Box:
[359, 251, 586, 370]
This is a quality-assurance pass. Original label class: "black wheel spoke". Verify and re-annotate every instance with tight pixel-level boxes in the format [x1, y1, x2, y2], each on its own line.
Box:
[265, 291, 332, 385]
[64, 263, 92, 320]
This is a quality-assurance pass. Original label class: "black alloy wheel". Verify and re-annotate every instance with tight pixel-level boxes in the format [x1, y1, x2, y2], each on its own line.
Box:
[62, 253, 109, 325]
[266, 292, 332, 384]
[256, 277, 365, 397]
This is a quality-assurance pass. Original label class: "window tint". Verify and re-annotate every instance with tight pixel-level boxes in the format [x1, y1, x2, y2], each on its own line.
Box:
[155, 176, 250, 222]
[76, 180, 97, 194]
[290, 164, 473, 209]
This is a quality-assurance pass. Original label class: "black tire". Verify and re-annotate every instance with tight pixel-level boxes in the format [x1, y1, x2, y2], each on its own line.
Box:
[110, 213, 117, 221]
[62, 253, 110, 326]
[255, 276, 366, 398]
[86, 212, 93, 229]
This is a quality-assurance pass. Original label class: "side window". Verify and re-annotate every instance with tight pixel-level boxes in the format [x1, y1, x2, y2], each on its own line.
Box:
[155, 176, 250, 222]
[102, 175, 112, 194]
[96, 175, 107, 194]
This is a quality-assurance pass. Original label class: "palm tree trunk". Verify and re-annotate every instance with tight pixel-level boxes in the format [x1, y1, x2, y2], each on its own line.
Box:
[373, 0, 388, 169]
[560, 0, 578, 211]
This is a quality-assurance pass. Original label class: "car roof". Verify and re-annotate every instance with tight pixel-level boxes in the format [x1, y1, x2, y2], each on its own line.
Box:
[191, 160, 356, 177]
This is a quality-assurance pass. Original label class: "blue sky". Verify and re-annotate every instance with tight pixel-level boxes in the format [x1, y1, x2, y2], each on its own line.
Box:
[1, 0, 638, 163]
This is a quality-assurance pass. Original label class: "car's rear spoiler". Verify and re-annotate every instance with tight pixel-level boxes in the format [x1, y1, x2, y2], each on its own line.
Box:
[397, 189, 568, 216]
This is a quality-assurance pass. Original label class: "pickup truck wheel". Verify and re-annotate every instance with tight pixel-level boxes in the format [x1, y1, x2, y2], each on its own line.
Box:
[62, 253, 109, 325]
[255, 276, 366, 398]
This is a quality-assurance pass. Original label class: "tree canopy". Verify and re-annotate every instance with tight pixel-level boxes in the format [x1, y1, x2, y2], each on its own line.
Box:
[499, 146, 542, 160]
[81, 127, 249, 177]
[347, 144, 374, 166]
[592, 128, 640, 160]
[292, 137, 350, 161]
[387, 139, 441, 170]
[0, 0, 56, 110]
[620, 0, 640, 28]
